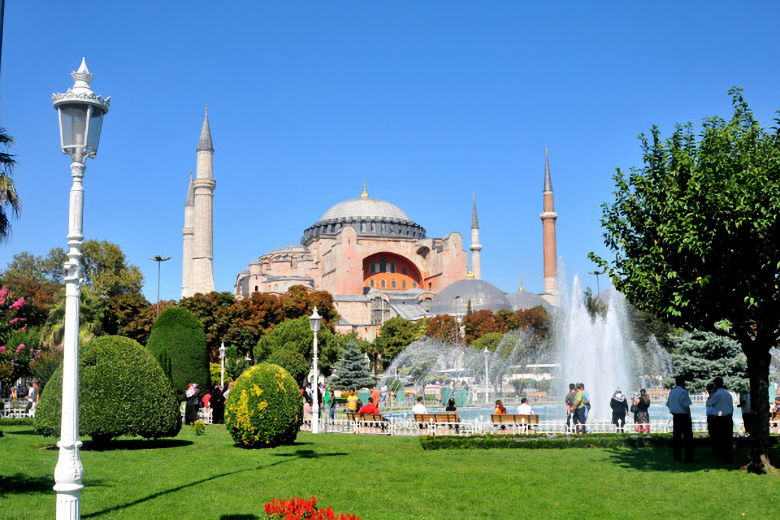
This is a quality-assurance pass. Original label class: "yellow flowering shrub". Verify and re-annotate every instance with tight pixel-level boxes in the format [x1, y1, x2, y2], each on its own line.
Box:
[225, 363, 302, 448]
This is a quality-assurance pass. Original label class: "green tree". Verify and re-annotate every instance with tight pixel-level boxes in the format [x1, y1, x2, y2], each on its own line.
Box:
[253, 316, 338, 386]
[472, 332, 504, 352]
[146, 307, 210, 398]
[1, 249, 64, 283]
[374, 317, 425, 368]
[668, 330, 748, 394]
[591, 89, 779, 472]
[81, 240, 144, 298]
[329, 341, 375, 390]
[0, 127, 21, 242]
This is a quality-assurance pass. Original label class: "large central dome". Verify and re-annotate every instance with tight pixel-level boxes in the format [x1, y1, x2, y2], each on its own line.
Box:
[318, 197, 411, 222]
[302, 190, 426, 245]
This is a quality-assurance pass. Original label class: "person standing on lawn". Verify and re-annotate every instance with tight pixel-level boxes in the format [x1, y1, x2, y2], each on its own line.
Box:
[710, 376, 734, 463]
[610, 390, 629, 432]
[346, 389, 359, 412]
[666, 375, 693, 462]
[565, 383, 576, 430]
[572, 383, 587, 434]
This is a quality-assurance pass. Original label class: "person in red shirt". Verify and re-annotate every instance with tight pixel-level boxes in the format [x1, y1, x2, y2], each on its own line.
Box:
[358, 397, 380, 415]
[370, 388, 380, 410]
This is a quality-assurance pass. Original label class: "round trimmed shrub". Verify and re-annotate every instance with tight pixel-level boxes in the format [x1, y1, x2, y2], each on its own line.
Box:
[225, 363, 302, 448]
[146, 306, 210, 399]
[34, 336, 181, 443]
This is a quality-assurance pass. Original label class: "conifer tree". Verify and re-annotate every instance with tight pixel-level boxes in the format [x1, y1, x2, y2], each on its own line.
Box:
[328, 341, 375, 390]
[669, 330, 748, 393]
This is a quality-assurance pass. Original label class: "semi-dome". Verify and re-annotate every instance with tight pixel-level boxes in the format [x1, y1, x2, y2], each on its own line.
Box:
[302, 191, 426, 245]
[507, 290, 553, 312]
[430, 279, 512, 315]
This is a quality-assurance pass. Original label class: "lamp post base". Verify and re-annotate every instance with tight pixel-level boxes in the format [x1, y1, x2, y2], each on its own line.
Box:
[54, 439, 84, 520]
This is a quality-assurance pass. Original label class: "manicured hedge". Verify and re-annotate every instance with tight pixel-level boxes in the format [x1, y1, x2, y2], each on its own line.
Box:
[146, 307, 210, 398]
[225, 363, 302, 448]
[0, 418, 34, 426]
[419, 433, 769, 450]
[34, 336, 181, 443]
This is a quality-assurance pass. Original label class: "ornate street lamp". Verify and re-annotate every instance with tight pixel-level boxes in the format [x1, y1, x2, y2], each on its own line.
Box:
[308, 307, 322, 434]
[52, 58, 109, 520]
[149, 255, 171, 317]
[219, 342, 226, 387]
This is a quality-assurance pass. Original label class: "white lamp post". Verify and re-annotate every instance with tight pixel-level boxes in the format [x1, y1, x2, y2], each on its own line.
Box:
[483, 346, 490, 405]
[219, 342, 226, 387]
[52, 58, 109, 520]
[309, 307, 322, 434]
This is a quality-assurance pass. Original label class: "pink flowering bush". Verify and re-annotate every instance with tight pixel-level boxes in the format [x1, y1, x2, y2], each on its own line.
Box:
[264, 496, 361, 520]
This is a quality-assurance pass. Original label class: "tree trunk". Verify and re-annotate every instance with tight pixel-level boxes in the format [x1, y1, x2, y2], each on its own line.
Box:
[744, 343, 775, 473]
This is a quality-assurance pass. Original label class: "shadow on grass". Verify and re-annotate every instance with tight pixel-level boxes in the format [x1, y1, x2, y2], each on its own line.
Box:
[0, 473, 52, 496]
[606, 446, 742, 473]
[82, 438, 193, 451]
[6, 429, 38, 435]
[220, 515, 260, 520]
[82, 448, 347, 518]
[273, 449, 348, 459]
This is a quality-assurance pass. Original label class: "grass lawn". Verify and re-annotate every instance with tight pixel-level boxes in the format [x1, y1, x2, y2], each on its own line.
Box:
[1, 424, 778, 519]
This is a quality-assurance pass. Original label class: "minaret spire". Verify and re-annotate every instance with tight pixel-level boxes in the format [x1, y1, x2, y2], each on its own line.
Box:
[185, 108, 216, 297]
[540, 148, 558, 302]
[469, 193, 482, 280]
[197, 107, 214, 152]
[361, 180, 369, 199]
[544, 147, 553, 192]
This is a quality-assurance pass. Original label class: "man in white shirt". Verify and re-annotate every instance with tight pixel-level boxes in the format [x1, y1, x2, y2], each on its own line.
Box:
[517, 398, 533, 415]
[411, 396, 427, 415]
[710, 377, 734, 463]
[412, 396, 427, 430]
[666, 375, 693, 462]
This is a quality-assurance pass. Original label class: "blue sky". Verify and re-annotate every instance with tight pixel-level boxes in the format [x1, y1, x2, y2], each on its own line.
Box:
[1, 2, 778, 304]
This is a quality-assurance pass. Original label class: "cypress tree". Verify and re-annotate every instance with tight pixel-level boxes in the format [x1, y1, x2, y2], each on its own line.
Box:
[147, 306, 210, 398]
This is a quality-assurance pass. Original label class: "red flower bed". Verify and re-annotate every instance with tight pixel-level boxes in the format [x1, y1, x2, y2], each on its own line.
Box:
[264, 496, 361, 520]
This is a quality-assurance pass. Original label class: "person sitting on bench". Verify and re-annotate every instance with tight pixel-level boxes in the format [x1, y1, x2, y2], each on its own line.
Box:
[358, 397, 380, 415]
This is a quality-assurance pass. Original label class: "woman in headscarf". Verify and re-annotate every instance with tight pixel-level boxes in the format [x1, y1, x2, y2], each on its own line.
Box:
[211, 384, 225, 424]
[610, 389, 629, 432]
[185, 383, 200, 425]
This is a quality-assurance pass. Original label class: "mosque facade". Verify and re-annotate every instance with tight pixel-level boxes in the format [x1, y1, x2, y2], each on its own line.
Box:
[182, 114, 559, 339]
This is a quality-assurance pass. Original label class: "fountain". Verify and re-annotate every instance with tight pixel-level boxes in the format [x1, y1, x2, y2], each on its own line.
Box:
[555, 275, 642, 421]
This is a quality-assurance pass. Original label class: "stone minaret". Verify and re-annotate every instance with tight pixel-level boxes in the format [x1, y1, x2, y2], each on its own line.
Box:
[540, 148, 558, 298]
[469, 193, 482, 280]
[186, 109, 216, 296]
[181, 173, 195, 297]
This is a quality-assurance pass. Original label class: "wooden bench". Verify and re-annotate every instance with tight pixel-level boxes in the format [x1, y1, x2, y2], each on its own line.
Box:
[346, 412, 388, 434]
[414, 413, 460, 435]
[490, 414, 538, 433]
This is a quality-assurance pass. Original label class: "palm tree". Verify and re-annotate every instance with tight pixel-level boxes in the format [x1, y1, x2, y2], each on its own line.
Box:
[0, 126, 21, 241]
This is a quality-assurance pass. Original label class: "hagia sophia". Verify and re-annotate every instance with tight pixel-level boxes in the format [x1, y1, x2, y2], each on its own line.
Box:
[181, 111, 559, 340]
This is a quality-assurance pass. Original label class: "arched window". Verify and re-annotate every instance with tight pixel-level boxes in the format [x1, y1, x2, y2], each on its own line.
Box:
[380, 280, 386, 288]
[370, 280, 375, 288]
[402, 280, 407, 289]
[391, 280, 397, 289]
